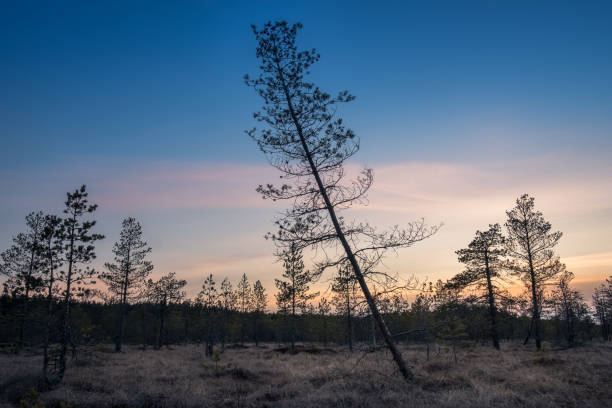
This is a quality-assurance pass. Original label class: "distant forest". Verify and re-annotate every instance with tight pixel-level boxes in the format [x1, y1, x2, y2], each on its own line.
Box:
[0, 186, 610, 372]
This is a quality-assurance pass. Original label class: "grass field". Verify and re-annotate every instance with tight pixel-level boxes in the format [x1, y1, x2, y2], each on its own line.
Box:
[1, 342, 611, 407]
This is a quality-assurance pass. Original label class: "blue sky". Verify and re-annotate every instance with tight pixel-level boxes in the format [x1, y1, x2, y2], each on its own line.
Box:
[2, 1, 611, 166]
[1, 1, 611, 298]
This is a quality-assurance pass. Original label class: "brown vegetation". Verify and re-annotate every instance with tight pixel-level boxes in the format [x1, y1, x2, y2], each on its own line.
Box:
[1, 342, 611, 407]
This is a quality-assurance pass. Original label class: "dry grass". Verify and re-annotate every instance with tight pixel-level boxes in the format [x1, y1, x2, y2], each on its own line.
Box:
[1, 342, 611, 407]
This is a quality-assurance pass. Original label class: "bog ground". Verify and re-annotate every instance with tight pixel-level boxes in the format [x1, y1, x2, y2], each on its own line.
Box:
[1, 342, 611, 408]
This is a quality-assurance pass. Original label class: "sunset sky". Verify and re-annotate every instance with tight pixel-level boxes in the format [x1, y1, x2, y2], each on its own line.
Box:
[1, 1, 611, 301]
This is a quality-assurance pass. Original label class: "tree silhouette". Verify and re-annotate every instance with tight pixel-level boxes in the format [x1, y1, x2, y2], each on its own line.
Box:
[0, 211, 46, 351]
[245, 20, 438, 380]
[55, 185, 104, 383]
[101, 217, 153, 352]
[252, 280, 267, 346]
[236, 273, 253, 345]
[331, 263, 359, 352]
[447, 224, 506, 349]
[218, 277, 236, 350]
[593, 276, 611, 341]
[549, 265, 588, 345]
[275, 244, 317, 352]
[144, 272, 187, 349]
[40, 214, 64, 383]
[316, 297, 331, 346]
[197, 274, 217, 355]
[505, 194, 562, 350]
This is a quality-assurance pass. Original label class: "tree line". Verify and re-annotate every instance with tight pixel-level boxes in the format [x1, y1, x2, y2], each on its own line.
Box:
[0, 187, 610, 386]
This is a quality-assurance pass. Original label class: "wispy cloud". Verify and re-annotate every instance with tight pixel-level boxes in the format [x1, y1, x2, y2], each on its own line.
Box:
[1, 154, 610, 299]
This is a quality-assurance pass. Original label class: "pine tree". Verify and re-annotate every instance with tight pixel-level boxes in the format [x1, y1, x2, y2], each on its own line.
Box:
[0, 212, 46, 351]
[275, 244, 318, 352]
[56, 185, 104, 383]
[144, 272, 187, 349]
[448, 224, 506, 349]
[549, 265, 588, 345]
[505, 194, 562, 350]
[317, 297, 331, 346]
[40, 214, 64, 383]
[197, 274, 217, 355]
[252, 280, 267, 346]
[331, 263, 358, 352]
[245, 21, 438, 380]
[218, 277, 236, 350]
[101, 217, 153, 352]
[236, 273, 252, 345]
[593, 276, 612, 340]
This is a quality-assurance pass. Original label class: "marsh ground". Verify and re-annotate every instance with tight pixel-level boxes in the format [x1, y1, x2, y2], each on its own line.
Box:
[1, 342, 611, 407]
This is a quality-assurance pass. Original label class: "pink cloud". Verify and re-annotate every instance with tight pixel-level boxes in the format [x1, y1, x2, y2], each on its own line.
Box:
[2, 154, 609, 301]
[93, 162, 280, 211]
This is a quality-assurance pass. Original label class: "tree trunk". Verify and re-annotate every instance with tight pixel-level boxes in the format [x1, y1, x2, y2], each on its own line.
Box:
[19, 248, 37, 352]
[524, 227, 542, 350]
[116, 302, 127, 352]
[116, 249, 131, 352]
[484, 252, 500, 350]
[18, 285, 29, 352]
[58, 226, 76, 382]
[291, 293, 296, 353]
[278, 79, 412, 381]
[205, 308, 214, 356]
[43, 247, 55, 384]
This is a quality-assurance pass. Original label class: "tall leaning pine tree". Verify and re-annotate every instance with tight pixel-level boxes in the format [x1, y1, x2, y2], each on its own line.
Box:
[245, 21, 437, 380]
[505, 194, 562, 350]
[101, 217, 153, 352]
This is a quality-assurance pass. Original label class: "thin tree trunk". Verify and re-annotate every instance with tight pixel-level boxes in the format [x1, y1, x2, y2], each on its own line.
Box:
[116, 249, 131, 352]
[116, 301, 127, 352]
[58, 225, 76, 381]
[291, 291, 296, 353]
[564, 302, 574, 345]
[484, 252, 500, 350]
[18, 286, 29, 352]
[277, 72, 412, 381]
[43, 243, 55, 383]
[524, 227, 542, 350]
[206, 308, 214, 356]
[19, 248, 37, 352]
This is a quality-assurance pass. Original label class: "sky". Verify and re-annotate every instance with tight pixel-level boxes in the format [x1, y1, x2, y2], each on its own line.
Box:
[1, 1, 611, 302]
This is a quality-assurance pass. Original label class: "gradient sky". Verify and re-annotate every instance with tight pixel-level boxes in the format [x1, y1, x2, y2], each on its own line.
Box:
[1, 1, 611, 301]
